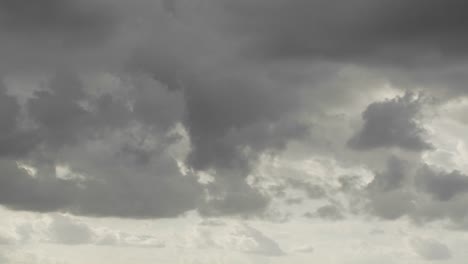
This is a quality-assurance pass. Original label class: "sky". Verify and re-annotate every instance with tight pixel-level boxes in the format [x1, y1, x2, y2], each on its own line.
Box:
[1, 0, 468, 263]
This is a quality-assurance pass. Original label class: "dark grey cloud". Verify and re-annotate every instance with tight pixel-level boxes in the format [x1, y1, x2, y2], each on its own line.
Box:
[183, 74, 308, 174]
[2, 0, 468, 227]
[0, 154, 202, 218]
[367, 156, 409, 192]
[0, 82, 38, 157]
[27, 73, 91, 148]
[365, 156, 416, 220]
[221, 0, 468, 66]
[416, 166, 468, 202]
[0, 0, 131, 73]
[0, 73, 203, 218]
[0, 0, 115, 38]
[361, 156, 468, 227]
[139, 51, 311, 215]
[218, 0, 468, 103]
[348, 92, 432, 151]
[0, 81, 19, 135]
[5, 65, 307, 219]
[0, 159, 77, 212]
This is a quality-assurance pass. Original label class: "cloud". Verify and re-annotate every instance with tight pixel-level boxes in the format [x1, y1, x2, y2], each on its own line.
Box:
[364, 156, 416, 220]
[306, 205, 345, 221]
[0, 0, 123, 72]
[46, 215, 94, 245]
[0, 0, 116, 37]
[1, 0, 468, 227]
[410, 237, 452, 261]
[416, 165, 468, 201]
[291, 244, 314, 253]
[0, 159, 78, 212]
[0, 0, 314, 217]
[348, 92, 432, 151]
[358, 154, 468, 227]
[0, 72, 205, 218]
[15, 214, 165, 248]
[220, 0, 468, 66]
[0, 232, 16, 245]
[367, 156, 410, 192]
[185, 221, 284, 256]
[0, 81, 38, 157]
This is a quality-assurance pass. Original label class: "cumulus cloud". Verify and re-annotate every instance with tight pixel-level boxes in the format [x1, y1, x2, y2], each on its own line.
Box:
[0, 73, 203, 218]
[348, 92, 432, 151]
[416, 165, 468, 201]
[0, 0, 468, 234]
[0, 0, 314, 218]
[357, 154, 468, 227]
[4, 1, 468, 263]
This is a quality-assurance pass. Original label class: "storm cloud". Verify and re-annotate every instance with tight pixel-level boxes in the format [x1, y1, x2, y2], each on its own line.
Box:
[0, 0, 468, 233]
[221, 0, 468, 66]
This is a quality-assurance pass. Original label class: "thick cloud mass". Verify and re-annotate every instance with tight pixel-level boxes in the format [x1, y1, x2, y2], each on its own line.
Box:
[222, 0, 468, 65]
[0, 0, 114, 35]
[0, 73, 202, 218]
[348, 92, 432, 151]
[416, 166, 468, 202]
[1, 0, 468, 231]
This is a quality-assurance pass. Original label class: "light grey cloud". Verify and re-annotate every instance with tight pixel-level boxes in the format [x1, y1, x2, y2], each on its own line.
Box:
[14, 214, 165, 248]
[309, 205, 345, 221]
[410, 237, 452, 261]
[46, 214, 95, 245]
[367, 189, 415, 220]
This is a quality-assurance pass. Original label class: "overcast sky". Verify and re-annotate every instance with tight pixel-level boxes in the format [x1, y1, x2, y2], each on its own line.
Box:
[1, 0, 468, 263]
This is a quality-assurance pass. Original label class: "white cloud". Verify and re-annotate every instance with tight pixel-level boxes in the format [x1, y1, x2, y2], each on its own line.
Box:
[181, 220, 284, 256]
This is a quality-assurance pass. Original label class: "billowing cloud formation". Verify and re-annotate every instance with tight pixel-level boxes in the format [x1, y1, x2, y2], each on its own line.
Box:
[1, 0, 468, 235]
[360, 155, 468, 227]
[349, 92, 432, 151]
[416, 166, 468, 202]
[0, 73, 202, 218]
